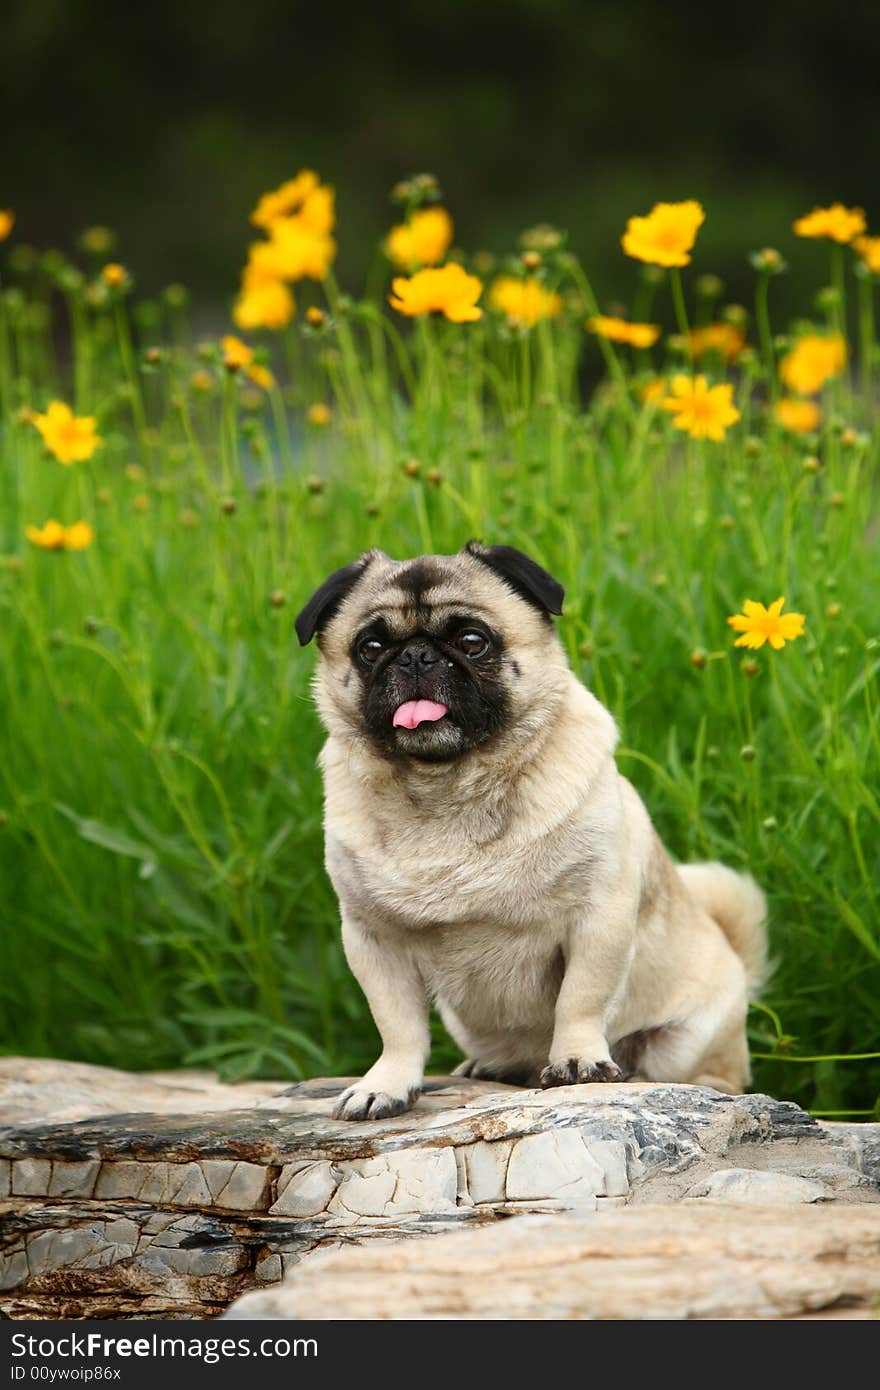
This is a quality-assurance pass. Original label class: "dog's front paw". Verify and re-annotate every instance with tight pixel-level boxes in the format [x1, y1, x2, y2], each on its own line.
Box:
[540, 1057, 625, 1088]
[332, 1084, 419, 1122]
[453, 1058, 533, 1087]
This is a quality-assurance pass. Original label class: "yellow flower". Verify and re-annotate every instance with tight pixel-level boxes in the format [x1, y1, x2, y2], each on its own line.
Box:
[774, 397, 821, 433]
[386, 207, 454, 270]
[639, 376, 668, 403]
[661, 375, 740, 440]
[0, 209, 14, 241]
[101, 263, 127, 287]
[689, 322, 745, 361]
[220, 334, 273, 389]
[233, 246, 296, 330]
[250, 171, 320, 230]
[586, 315, 660, 348]
[489, 276, 563, 326]
[389, 263, 483, 322]
[266, 216, 336, 282]
[779, 334, 846, 395]
[32, 402, 101, 464]
[26, 519, 94, 551]
[621, 200, 705, 267]
[852, 235, 880, 274]
[793, 204, 866, 244]
[727, 598, 806, 651]
[307, 402, 332, 426]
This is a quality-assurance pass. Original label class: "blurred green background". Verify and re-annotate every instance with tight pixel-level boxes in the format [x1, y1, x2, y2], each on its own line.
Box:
[5, 0, 879, 317]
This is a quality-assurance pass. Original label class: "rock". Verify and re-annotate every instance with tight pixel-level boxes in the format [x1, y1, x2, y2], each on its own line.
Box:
[687, 1168, 829, 1204]
[225, 1204, 880, 1320]
[0, 1059, 877, 1319]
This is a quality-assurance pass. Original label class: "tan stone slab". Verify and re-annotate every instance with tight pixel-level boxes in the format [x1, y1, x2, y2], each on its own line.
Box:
[226, 1203, 880, 1321]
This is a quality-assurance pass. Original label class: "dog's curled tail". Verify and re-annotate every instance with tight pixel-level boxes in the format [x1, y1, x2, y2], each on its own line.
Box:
[677, 862, 770, 995]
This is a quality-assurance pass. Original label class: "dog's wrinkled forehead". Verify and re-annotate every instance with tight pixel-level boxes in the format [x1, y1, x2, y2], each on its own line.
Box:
[336, 552, 526, 647]
[348, 555, 494, 635]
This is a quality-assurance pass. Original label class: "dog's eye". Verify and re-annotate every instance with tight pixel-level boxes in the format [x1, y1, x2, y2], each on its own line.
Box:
[358, 638, 385, 664]
[457, 631, 489, 658]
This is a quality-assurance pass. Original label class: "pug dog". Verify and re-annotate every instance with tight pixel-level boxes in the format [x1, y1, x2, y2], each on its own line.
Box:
[296, 542, 767, 1121]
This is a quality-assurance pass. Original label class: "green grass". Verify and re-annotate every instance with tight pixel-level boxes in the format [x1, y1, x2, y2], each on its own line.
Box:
[0, 213, 878, 1118]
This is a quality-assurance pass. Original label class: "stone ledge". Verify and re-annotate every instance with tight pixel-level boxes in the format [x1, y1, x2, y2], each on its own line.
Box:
[225, 1204, 880, 1321]
[1, 1058, 877, 1319]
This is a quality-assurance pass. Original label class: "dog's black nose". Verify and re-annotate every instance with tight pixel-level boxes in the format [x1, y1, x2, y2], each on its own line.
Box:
[395, 641, 440, 669]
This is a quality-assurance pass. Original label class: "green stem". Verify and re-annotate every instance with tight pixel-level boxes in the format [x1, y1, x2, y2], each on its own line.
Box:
[755, 272, 776, 402]
[114, 299, 147, 443]
[857, 273, 875, 416]
[669, 268, 692, 361]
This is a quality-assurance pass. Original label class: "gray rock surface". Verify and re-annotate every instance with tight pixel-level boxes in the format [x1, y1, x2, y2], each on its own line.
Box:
[1, 1058, 877, 1319]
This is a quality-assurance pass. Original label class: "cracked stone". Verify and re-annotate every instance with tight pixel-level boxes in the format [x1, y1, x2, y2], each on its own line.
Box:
[1, 1060, 877, 1319]
[688, 1168, 830, 1204]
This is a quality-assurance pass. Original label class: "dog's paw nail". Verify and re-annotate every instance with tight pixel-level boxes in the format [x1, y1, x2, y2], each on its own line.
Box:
[540, 1057, 623, 1088]
[332, 1087, 418, 1122]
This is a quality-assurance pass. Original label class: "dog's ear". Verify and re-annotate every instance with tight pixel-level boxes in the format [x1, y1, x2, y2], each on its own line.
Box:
[295, 552, 381, 646]
[463, 541, 564, 617]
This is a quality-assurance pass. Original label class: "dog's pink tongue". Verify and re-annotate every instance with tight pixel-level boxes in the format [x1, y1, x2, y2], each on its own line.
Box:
[392, 699, 448, 730]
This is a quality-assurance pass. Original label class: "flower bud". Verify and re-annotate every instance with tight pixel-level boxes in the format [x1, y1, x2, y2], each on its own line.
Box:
[269, 589, 286, 608]
[220, 496, 237, 514]
[695, 273, 723, 299]
[740, 744, 756, 762]
[163, 283, 188, 309]
[79, 226, 116, 256]
[306, 306, 326, 328]
[749, 247, 786, 275]
[741, 658, 760, 678]
[402, 458, 420, 477]
[690, 648, 707, 669]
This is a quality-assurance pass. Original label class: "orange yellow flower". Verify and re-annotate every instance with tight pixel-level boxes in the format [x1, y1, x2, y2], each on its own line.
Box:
[621, 200, 705, 267]
[265, 216, 336, 282]
[101, 263, 127, 287]
[661, 375, 740, 441]
[233, 244, 296, 330]
[32, 402, 101, 464]
[639, 377, 668, 403]
[220, 335, 273, 389]
[389, 263, 483, 322]
[774, 397, 821, 433]
[250, 171, 320, 230]
[586, 315, 660, 348]
[727, 598, 806, 651]
[689, 322, 745, 361]
[386, 207, 454, 270]
[489, 276, 562, 327]
[0, 209, 14, 241]
[307, 402, 332, 426]
[852, 235, 880, 274]
[793, 204, 866, 244]
[26, 520, 94, 551]
[779, 334, 846, 395]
